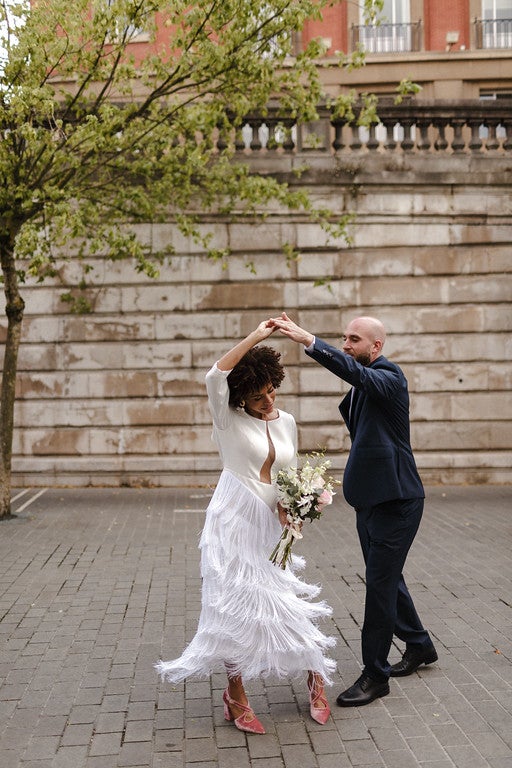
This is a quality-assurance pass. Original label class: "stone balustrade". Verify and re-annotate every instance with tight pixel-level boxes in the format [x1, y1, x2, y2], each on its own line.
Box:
[235, 100, 512, 155]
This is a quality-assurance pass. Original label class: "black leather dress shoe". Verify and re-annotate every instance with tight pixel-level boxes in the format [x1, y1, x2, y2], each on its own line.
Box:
[390, 644, 438, 677]
[336, 673, 390, 707]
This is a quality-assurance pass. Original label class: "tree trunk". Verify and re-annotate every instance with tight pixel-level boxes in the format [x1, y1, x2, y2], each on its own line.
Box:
[0, 233, 24, 519]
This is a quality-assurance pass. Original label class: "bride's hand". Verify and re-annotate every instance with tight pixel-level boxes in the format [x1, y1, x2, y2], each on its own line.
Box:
[256, 319, 276, 339]
[277, 503, 288, 527]
[278, 503, 303, 531]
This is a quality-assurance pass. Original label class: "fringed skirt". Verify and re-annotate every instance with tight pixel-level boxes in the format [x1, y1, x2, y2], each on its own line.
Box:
[155, 469, 336, 684]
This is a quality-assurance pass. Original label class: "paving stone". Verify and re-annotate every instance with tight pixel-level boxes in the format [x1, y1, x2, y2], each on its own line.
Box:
[22, 735, 60, 760]
[218, 745, 259, 768]
[51, 746, 89, 767]
[124, 719, 154, 742]
[88, 732, 123, 756]
[184, 736, 217, 762]
[118, 741, 154, 766]
[1, 486, 511, 768]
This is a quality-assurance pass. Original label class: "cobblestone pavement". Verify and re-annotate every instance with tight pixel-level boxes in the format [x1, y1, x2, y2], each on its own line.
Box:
[0, 485, 511, 768]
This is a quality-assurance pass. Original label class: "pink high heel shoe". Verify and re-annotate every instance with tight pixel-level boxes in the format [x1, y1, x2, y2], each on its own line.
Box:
[308, 673, 331, 725]
[223, 688, 266, 734]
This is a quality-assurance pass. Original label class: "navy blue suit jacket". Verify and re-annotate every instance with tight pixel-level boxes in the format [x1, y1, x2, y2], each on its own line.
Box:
[306, 338, 424, 509]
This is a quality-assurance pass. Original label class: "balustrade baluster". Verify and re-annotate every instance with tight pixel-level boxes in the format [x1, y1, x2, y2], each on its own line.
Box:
[434, 123, 448, 151]
[502, 121, 512, 151]
[332, 123, 345, 153]
[216, 128, 228, 152]
[400, 121, 414, 151]
[485, 121, 500, 151]
[249, 120, 262, 152]
[468, 121, 483, 152]
[267, 121, 278, 151]
[383, 122, 397, 151]
[451, 120, 466, 153]
[282, 123, 295, 152]
[366, 123, 380, 151]
[235, 127, 246, 152]
[349, 125, 362, 152]
[416, 121, 431, 151]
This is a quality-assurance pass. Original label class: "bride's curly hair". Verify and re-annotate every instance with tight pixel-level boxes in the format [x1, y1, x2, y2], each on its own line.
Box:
[227, 346, 285, 407]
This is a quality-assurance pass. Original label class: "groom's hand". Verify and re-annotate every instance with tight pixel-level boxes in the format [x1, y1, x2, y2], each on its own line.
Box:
[270, 312, 314, 347]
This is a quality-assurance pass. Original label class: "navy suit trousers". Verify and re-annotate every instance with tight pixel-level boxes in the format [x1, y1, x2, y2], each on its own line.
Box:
[356, 497, 432, 681]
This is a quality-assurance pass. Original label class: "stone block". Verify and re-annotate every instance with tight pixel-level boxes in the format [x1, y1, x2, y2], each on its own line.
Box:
[387, 332, 507, 362]
[162, 254, 225, 282]
[17, 345, 58, 371]
[228, 222, 296, 253]
[58, 342, 124, 370]
[411, 421, 511, 450]
[170, 221, 230, 255]
[360, 275, 445, 305]
[296, 251, 338, 279]
[448, 274, 512, 303]
[157, 370, 206, 397]
[101, 372, 159, 398]
[21, 317, 60, 343]
[298, 366, 347, 394]
[298, 425, 347, 453]
[121, 284, 190, 312]
[191, 281, 284, 310]
[16, 400, 124, 428]
[60, 316, 155, 343]
[297, 279, 355, 309]
[296, 223, 348, 250]
[155, 312, 226, 341]
[414, 244, 512, 276]
[123, 400, 195, 426]
[338, 249, 414, 278]
[16, 373, 87, 399]
[450, 392, 511, 421]
[20, 429, 90, 456]
[354, 222, 450, 249]
[404, 362, 491, 392]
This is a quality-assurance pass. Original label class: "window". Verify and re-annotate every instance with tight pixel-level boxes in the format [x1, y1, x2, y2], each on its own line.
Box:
[480, 0, 512, 48]
[358, 0, 412, 53]
[479, 89, 512, 99]
[478, 90, 509, 139]
[99, 0, 149, 44]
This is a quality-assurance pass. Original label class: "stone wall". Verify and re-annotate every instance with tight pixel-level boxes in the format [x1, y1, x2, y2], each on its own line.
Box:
[3, 122, 512, 488]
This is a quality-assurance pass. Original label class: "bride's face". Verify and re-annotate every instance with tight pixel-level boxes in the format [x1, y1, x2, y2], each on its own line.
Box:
[244, 382, 276, 419]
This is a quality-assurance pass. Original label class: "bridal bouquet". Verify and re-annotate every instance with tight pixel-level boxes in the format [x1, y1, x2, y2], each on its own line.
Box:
[269, 453, 337, 570]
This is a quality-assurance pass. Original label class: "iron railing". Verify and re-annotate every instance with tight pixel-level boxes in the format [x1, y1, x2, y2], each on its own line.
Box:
[351, 21, 422, 53]
[474, 17, 512, 49]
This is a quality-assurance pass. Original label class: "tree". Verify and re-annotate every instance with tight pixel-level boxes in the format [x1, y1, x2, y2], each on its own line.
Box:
[0, 0, 380, 518]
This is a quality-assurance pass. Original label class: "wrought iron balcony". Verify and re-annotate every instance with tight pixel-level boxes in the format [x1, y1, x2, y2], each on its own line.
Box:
[474, 17, 512, 49]
[351, 21, 422, 53]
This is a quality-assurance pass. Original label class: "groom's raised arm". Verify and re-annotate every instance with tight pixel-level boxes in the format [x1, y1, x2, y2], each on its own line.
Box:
[271, 313, 362, 387]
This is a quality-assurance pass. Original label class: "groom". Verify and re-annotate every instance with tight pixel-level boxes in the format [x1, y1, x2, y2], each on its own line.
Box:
[271, 313, 437, 706]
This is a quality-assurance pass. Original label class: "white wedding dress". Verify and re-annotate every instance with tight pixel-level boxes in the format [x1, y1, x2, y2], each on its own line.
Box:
[155, 363, 336, 684]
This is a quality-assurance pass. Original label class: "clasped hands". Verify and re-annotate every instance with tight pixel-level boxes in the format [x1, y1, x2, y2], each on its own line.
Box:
[262, 312, 314, 348]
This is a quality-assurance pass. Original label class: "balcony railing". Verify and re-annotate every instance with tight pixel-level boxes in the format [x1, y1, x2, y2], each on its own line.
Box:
[231, 101, 512, 156]
[351, 21, 422, 53]
[475, 17, 512, 49]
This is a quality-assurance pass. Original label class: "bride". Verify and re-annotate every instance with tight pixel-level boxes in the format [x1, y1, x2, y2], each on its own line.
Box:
[156, 321, 335, 733]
